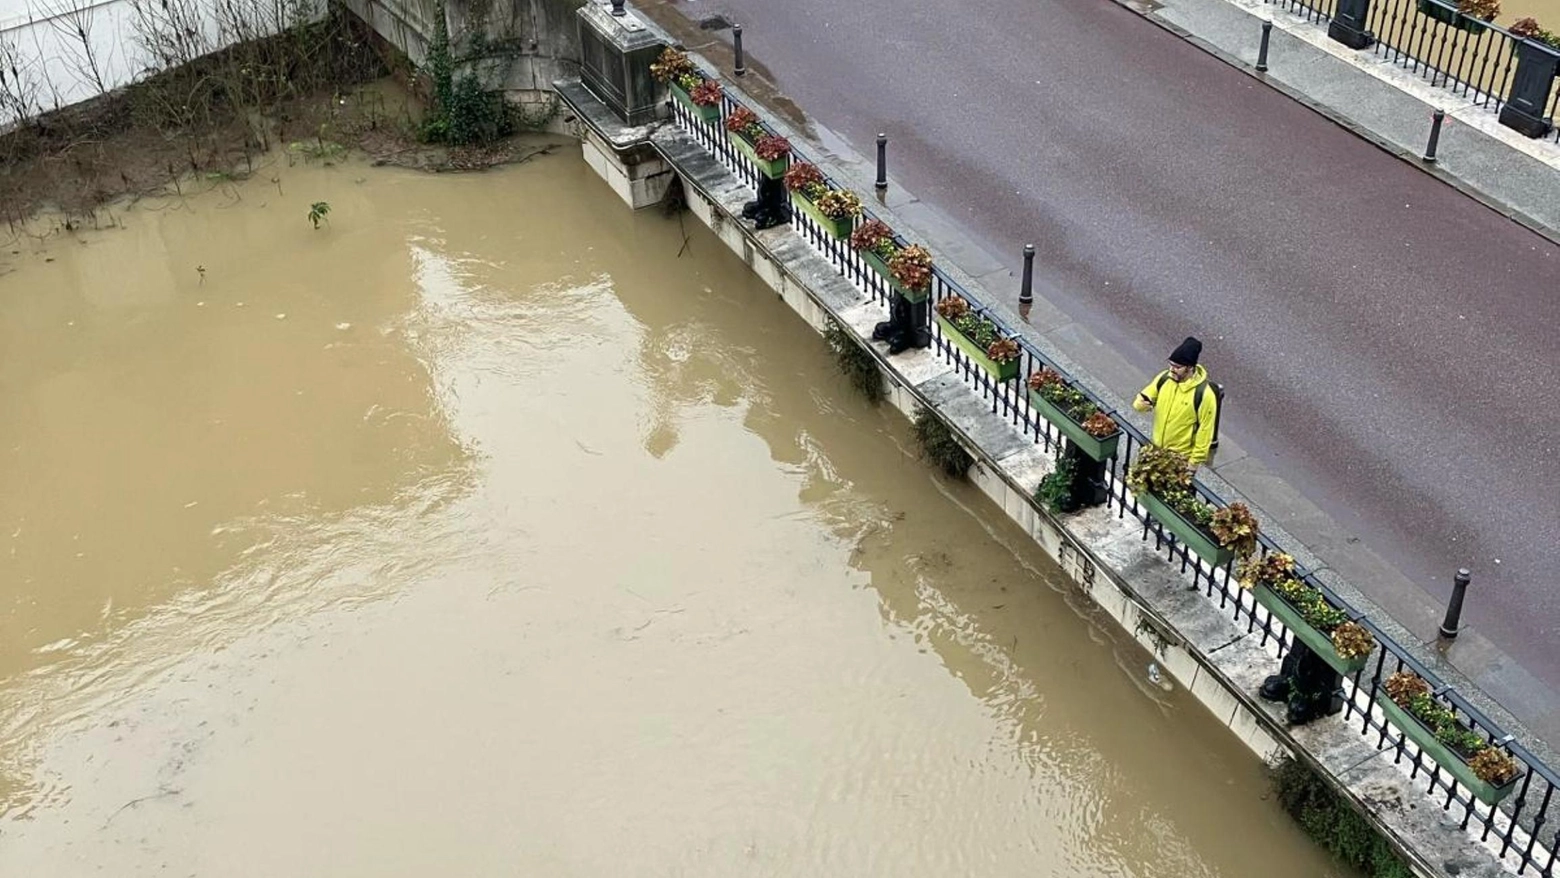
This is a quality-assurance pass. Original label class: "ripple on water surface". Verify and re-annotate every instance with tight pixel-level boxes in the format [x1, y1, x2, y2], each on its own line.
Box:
[0, 147, 1350, 877]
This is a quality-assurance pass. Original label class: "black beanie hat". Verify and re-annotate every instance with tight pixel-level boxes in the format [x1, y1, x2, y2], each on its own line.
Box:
[1169, 336, 1202, 367]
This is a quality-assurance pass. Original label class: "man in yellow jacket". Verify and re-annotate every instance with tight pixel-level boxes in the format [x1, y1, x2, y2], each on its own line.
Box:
[1133, 337, 1220, 468]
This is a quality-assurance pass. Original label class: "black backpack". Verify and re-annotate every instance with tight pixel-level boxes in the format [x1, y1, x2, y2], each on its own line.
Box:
[1155, 372, 1225, 451]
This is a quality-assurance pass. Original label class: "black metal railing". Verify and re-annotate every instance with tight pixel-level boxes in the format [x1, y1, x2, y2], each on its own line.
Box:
[1270, 0, 1338, 26]
[1369, 0, 1521, 108]
[1548, 81, 1560, 143]
[665, 74, 1559, 877]
[1265, 0, 1560, 136]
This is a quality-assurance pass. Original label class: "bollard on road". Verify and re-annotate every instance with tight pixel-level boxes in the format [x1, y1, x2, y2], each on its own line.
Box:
[1439, 568, 1472, 639]
[1423, 109, 1446, 163]
[1019, 244, 1035, 305]
[1257, 21, 1273, 72]
[733, 25, 747, 77]
[875, 134, 888, 191]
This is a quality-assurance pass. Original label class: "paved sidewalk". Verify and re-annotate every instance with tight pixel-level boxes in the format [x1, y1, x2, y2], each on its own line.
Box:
[1141, 0, 1560, 242]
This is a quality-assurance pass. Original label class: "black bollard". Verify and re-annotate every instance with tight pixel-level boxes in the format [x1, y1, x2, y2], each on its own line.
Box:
[875, 134, 888, 191]
[733, 25, 746, 77]
[1257, 21, 1273, 72]
[1020, 244, 1035, 305]
[1439, 568, 1471, 639]
[1424, 109, 1446, 163]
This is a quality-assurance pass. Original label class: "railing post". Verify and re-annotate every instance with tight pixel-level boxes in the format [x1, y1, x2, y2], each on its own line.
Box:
[1423, 109, 1445, 162]
[732, 24, 747, 77]
[1257, 21, 1273, 72]
[875, 133, 888, 191]
[1439, 568, 1472, 639]
[1019, 244, 1035, 305]
[1327, 0, 1375, 50]
[1498, 38, 1560, 139]
[610, 0, 625, 15]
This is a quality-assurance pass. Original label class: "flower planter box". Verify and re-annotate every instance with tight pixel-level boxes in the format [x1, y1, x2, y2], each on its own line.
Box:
[1416, 0, 1487, 33]
[860, 249, 929, 303]
[1251, 584, 1369, 675]
[1137, 491, 1232, 567]
[670, 82, 720, 123]
[1379, 697, 1523, 805]
[1027, 390, 1121, 462]
[935, 314, 1020, 382]
[731, 132, 788, 178]
[790, 190, 854, 239]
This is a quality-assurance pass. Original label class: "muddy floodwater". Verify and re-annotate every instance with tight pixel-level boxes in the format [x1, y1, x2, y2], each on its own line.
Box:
[0, 145, 1351, 876]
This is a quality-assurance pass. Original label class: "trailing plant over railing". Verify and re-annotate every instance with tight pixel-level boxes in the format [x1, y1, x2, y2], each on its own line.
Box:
[934, 295, 1020, 364]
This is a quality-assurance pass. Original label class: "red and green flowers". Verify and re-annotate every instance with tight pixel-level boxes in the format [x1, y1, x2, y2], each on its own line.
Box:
[783, 162, 861, 238]
[725, 107, 790, 176]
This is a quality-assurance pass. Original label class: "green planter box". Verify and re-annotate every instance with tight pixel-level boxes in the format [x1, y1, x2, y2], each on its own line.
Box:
[1251, 584, 1369, 675]
[935, 314, 1020, 382]
[859, 249, 929, 303]
[791, 190, 854, 239]
[731, 132, 788, 178]
[1379, 697, 1522, 805]
[1137, 491, 1232, 567]
[670, 82, 720, 123]
[1027, 390, 1121, 461]
[1416, 0, 1487, 32]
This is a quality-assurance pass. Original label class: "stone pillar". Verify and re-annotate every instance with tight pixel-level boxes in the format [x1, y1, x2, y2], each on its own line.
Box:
[1498, 40, 1560, 139]
[576, 0, 663, 126]
[1327, 0, 1375, 49]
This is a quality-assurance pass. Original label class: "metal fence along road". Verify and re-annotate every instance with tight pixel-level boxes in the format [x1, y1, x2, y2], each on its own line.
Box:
[1266, 0, 1560, 142]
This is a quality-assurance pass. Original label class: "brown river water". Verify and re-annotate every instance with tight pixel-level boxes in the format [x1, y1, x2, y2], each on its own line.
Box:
[0, 144, 1352, 876]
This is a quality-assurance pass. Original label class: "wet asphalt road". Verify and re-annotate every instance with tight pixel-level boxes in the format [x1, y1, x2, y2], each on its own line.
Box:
[662, 0, 1560, 684]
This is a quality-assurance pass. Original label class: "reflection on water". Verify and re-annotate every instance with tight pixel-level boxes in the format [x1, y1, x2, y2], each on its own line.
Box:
[0, 143, 1351, 876]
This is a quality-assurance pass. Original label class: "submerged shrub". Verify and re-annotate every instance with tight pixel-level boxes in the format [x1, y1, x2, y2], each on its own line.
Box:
[823, 319, 884, 404]
[1270, 757, 1414, 878]
[913, 407, 971, 478]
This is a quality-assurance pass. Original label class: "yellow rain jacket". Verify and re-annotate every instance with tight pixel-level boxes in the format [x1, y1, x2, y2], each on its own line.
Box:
[1133, 366, 1219, 466]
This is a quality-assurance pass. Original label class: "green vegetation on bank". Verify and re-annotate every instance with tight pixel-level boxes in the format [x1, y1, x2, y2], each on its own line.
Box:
[1271, 757, 1414, 878]
[913, 408, 972, 478]
[824, 319, 885, 405]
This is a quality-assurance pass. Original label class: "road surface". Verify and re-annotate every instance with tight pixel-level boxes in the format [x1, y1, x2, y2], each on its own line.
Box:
[653, 0, 1560, 715]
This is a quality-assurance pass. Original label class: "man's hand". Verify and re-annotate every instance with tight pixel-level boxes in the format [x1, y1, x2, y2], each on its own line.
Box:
[1133, 393, 1153, 413]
